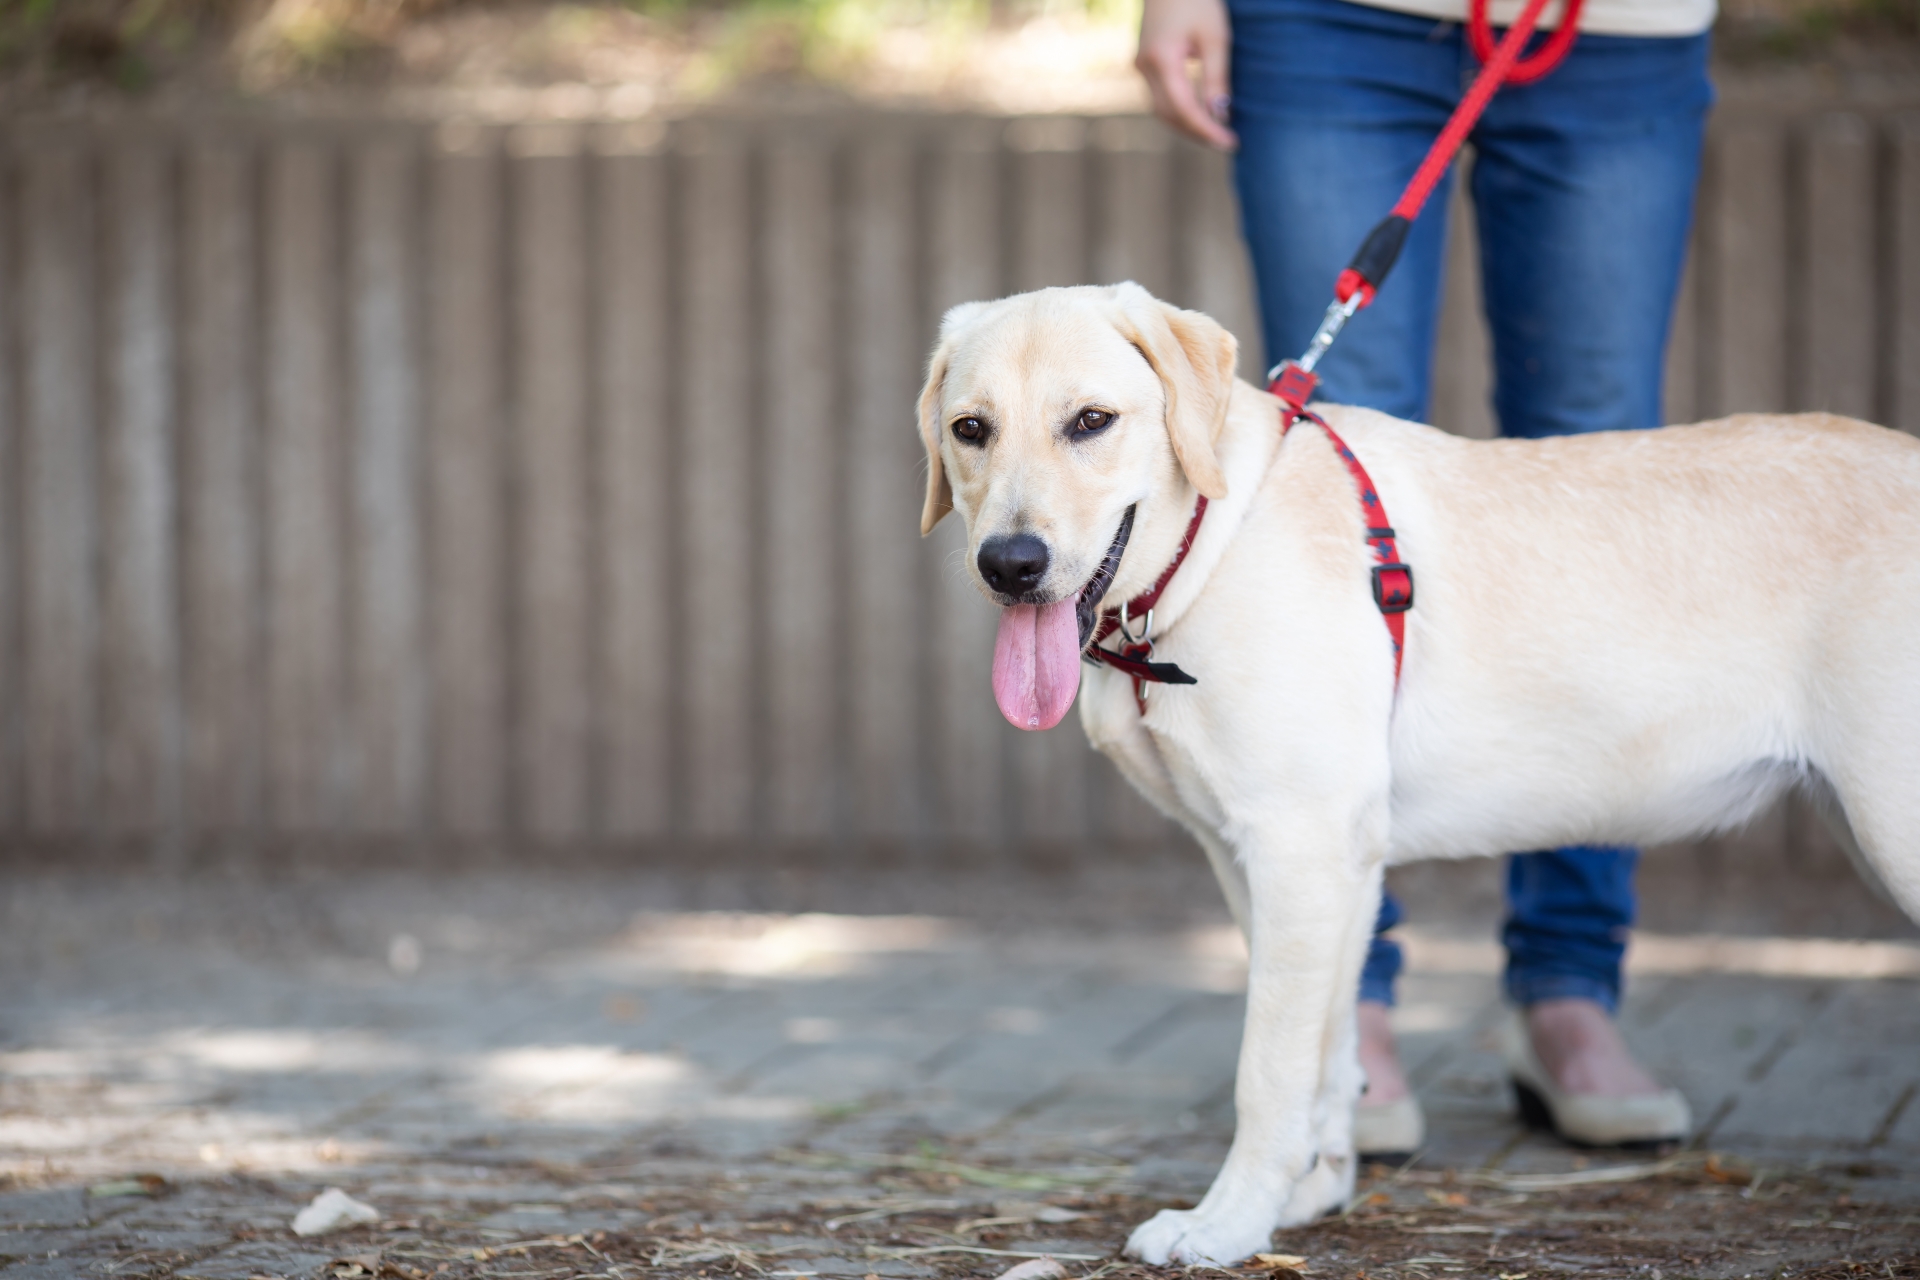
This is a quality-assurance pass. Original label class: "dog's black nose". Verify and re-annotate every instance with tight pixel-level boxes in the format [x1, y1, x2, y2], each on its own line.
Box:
[977, 534, 1051, 596]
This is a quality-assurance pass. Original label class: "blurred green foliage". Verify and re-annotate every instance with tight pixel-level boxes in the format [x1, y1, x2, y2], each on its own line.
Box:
[0, 0, 1139, 91]
[0, 0, 1908, 96]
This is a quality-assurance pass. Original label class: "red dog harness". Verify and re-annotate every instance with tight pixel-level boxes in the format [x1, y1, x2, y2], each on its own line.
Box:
[1086, 370, 1413, 713]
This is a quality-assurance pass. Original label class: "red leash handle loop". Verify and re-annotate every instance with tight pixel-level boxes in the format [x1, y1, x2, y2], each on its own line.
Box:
[1467, 0, 1585, 87]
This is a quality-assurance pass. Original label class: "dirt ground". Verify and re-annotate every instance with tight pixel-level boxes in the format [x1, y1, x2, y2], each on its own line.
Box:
[4, 1152, 1916, 1280]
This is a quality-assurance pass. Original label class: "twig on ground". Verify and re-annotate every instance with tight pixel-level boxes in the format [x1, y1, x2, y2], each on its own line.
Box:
[1458, 1154, 1701, 1191]
[823, 1199, 967, 1231]
[781, 1150, 1127, 1192]
[865, 1244, 1104, 1261]
[645, 1236, 777, 1272]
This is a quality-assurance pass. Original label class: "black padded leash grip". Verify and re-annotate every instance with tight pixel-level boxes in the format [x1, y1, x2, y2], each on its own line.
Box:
[1347, 214, 1413, 291]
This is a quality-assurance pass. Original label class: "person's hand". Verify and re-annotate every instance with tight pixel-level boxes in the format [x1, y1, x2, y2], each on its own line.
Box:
[1135, 0, 1236, 151]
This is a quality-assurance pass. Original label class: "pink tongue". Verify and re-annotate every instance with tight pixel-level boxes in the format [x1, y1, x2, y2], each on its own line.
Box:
[992, 600, 1084, 731]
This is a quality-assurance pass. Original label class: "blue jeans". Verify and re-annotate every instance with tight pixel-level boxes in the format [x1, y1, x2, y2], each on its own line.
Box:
[1228, 0, 1711, 1012]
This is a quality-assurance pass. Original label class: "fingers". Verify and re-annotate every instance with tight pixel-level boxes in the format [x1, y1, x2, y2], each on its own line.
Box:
[1142, 50, 1236, 150]
[1137, 46, 1237, 150]
[1196, 24, 1234, 138]
[1135, 0, 1237, 150]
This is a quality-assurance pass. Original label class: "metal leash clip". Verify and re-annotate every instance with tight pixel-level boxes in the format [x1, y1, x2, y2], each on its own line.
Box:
[1115, 602, 1156, 704]
[1115, 602, 1154, 651]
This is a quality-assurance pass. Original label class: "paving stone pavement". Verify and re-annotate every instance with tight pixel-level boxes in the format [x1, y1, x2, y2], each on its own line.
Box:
[1, 855, 1916, 1278]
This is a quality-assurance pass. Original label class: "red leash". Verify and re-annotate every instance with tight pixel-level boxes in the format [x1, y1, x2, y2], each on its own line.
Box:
[1298, 0, 1586, 325]
[1270, 0, 1581, 681]
[1092, 0, 1582, 708]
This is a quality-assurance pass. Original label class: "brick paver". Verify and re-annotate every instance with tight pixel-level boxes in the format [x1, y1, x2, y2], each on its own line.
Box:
[1, 858, 1915, 1277]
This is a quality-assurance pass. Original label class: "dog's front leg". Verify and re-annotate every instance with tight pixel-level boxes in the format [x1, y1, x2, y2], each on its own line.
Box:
[1126, 815, 1381, 1265]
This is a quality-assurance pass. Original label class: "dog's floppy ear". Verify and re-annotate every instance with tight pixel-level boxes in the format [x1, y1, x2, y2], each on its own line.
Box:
[916, 353, 955, 535]
[1110, 283, 1236, 500]
[916, 301, 987, 535]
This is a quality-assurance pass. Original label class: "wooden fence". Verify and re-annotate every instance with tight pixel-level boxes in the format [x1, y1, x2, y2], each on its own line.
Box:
[0, 105, 1916, 856]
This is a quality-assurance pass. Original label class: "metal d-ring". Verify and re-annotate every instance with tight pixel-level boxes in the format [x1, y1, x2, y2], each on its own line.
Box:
[1115, 602, 1154, 649]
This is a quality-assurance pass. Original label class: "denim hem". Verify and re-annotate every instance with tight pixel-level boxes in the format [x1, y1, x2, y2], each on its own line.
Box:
[1358, 979, 1398, 1008]
[1503, 972, 1621, 1015]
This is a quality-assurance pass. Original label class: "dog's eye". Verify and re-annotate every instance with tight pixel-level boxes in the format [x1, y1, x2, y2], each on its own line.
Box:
[1075, 408, 1114, 434]
[952, 416, 985, 443]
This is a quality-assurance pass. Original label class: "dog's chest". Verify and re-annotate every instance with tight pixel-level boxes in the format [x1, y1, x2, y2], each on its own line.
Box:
[1080, 668, 1231, 832]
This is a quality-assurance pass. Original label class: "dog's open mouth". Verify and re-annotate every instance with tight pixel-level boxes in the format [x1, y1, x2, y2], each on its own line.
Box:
[991, 505, 1135, 733]
[1075, 504, 1136, 651]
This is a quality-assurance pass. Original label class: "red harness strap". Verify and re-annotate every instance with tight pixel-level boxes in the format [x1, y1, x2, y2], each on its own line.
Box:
[1086, 498, 1208, 712]
[1272, 370, 1413, 682]
[1090, 497, 1209, 650]
[1085, 376, 1414, 710]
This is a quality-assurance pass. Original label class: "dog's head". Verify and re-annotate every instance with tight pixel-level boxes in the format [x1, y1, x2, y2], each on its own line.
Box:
[916, 282, 1238, 730]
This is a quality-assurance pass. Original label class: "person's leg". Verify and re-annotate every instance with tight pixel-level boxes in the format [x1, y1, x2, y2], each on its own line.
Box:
[1227, 0, 1460, 416]
[1358, 891, 1404, 1007]
[1468, 29, 1711, 1107]
[1357, 893, 1409, 1102]
[1501, 845, 1636, 1013]
[1470, 31, 1711, 440]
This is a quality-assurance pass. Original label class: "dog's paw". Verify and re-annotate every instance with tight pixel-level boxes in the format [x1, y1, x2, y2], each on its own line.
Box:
[1277, 1150, 1353, 1226]
[1123, 1206, 1275, 1266]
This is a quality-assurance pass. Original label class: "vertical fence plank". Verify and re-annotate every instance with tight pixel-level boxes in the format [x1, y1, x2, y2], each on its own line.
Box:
[1663, 236, 1701, 425]
[264, 144, 346, 830]
[848, 134, 923, 850]
[1895, 114, 1920, 437]
[426, 129, 507, 835]
[1431, 167, 1496, 438]
[100, 147, 181, 833]
[925, 123, 1011, 853]
[1705, 123, 1789, 415]
[347, 138, 426, 832]
[1008, 118, 1091, 849]
[0, 147, 16, 829]
[21, 145, 98, 831]
[763, 134, 840, 845]
[1010, 117, 1089, 291]
[181, 144, 261, 831]
[1175, 142, 1264, 382]
[510, 126, 593, 838]
[1092, 117, 1174, 297]
[595, 125, 673, 838]
[1798, 115, 1876, 418]
[679, 126, 757, 841]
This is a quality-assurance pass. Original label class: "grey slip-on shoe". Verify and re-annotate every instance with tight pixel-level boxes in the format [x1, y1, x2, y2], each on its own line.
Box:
[1500, 1012, 1691, 1148]
[1354, 1093, 1426, 1159]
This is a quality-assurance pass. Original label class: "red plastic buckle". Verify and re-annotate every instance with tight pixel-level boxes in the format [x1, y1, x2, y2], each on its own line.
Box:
[1372, 563, 1414, 613]
[1271, 361, 1319, 412]
[1333, 268, 1377, 309]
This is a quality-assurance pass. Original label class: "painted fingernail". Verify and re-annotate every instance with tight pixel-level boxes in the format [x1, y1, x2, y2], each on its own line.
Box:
[1210, 94, 1231, 122]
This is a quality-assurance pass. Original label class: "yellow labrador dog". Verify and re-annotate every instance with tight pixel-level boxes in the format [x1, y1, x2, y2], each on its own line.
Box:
[915, 282, 1920, 1265]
